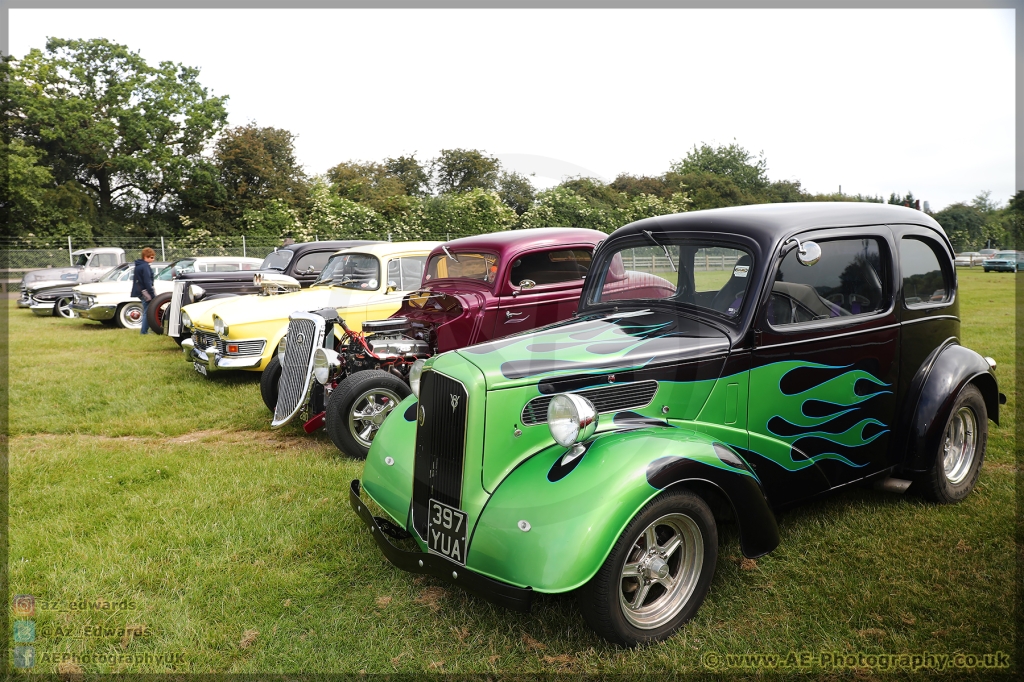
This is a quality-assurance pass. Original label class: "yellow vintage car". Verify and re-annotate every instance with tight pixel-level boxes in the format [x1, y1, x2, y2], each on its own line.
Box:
[180, 242, 439, 376]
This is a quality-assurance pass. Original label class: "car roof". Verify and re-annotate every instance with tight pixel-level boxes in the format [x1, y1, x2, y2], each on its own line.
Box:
[331, 241, 442, 257]
[188, 256, 264, 263]
[615, 202, 948, 248]
[434, 227, 607, 258]
[281, 240, 384, 255]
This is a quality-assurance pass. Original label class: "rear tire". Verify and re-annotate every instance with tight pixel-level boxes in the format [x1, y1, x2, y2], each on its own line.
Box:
[55, 296, 75, 319]
[261, 355, 282, 412]
[325, 370, 410, 459]
[918, 384, 987, 503]
[577, 489, 717, 646]
[147, 292, 172, 334]
[116, 301, 144, 329]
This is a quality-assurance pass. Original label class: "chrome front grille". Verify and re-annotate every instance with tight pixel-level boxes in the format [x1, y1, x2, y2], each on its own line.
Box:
[271, 313, 326, 428]
[521, 379, 660, 426]
[412, 371, 468, 540]
[168, 280, 185, 336]
[192, 331, 265, 357]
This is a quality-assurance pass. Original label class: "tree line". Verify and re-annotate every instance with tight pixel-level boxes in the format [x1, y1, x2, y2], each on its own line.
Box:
[3, 37, 1020, 253]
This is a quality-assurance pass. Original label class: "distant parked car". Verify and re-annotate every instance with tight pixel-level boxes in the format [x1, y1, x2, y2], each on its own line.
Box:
[954, 251, 984, 267]
[157, 240, 381, 344]
[982, 251, 1021, 273]
[19, 247, 127, 309]
[71, 257, 260, 329]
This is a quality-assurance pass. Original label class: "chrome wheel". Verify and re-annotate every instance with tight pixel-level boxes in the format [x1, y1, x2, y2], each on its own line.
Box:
[348, 387, 402, 448]
[618, 512, 704, 629]
[56, 297, 75, 319]
[942, 406, 978, 485]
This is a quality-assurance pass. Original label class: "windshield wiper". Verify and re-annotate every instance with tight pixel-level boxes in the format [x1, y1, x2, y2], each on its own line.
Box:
[442, 245, 460, 263]
[642, 230, 677, 272]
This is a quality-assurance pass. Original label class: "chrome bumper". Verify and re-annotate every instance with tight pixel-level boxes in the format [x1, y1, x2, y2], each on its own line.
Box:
[182, 338, 263, 371]
[71, 302, 116, 321]
[29, 302, 56, 316]
[17, 296, 31, 308]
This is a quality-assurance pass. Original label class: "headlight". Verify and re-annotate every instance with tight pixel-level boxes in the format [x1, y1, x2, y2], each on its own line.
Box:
[181, 310, 192, 330]
[213, 315, 227, 337]
[189, 284, 206, 301]
[313, 348, 342, 385]
[547, 393, 598, 447]
[409, 358, 426, 398]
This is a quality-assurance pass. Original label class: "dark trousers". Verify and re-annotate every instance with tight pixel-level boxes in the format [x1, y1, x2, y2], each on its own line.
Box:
[140, 299, 150, 334]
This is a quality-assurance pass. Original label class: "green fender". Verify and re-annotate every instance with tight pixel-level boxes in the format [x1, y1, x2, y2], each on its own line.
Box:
[363, 394, 419, 529]
[466, 424, 779, 593]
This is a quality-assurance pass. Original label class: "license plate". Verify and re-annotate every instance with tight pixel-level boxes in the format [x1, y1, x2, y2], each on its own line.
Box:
[193, 362, 208, 376]
[427, 499, 467, 565]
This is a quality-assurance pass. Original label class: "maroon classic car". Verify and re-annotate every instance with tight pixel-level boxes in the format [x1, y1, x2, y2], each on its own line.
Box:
[267, 227, 608, 458]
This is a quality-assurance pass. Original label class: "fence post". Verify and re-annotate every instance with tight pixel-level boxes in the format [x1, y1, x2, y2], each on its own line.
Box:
[160, 237, 166, 261]
[68, 236, 73, 265]
[242, 235, 246, 258]
[388, 232, 392, 242]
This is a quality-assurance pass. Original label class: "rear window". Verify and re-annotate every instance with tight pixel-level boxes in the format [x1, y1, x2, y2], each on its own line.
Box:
[261, 250, 294, 271]
[901, 237, 950, 306]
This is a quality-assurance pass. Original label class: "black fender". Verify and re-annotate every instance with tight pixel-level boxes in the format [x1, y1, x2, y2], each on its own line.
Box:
[648, 450, 781, 559]
[897, 341, 1000, 474]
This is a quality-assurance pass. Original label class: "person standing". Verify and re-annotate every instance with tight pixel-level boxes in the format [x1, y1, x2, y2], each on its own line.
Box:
[131, 247, 157, 334]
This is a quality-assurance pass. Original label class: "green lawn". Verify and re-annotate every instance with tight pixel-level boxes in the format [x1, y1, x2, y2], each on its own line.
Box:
[6, 268, 1017, 674]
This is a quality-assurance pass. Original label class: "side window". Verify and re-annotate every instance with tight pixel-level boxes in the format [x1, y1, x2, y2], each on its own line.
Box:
[92, 253, 118, 267]
[509, 248, 593, 287]
[769, 237, 888, 327]
[213, 263, 241, 272]
[901, 237, 950, 306]
[387, 256, 427, 291]
[120, 268, 135, 282]
[293, 252, 331, 276]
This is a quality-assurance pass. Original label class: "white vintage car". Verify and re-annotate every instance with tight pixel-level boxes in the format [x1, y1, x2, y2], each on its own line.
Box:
[71, 257, 262, 329]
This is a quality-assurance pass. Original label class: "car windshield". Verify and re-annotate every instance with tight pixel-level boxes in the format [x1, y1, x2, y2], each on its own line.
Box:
[313, 253, 381, 290]
[156, 259, 196, 281]
[589, 237, 753, 318]
[995, 251, 1016, 258]
[260, 249, 294, 271]
[424, 252, 499, 284]
[98, 264, 130, 282]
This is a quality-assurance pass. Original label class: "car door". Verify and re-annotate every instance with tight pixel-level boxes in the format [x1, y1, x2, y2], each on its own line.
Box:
[748, 227, 900, 507]
[494, 246, 593, 337]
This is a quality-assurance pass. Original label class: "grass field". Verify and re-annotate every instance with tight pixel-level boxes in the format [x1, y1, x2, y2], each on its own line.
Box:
[6, 268, 1017, 675]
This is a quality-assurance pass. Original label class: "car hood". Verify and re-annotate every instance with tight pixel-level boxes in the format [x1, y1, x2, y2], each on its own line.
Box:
[24, 267, 81, 284]
[188, 286, 384, 328]
[75, 281, 131, 296]
[456, 308, 731, 390]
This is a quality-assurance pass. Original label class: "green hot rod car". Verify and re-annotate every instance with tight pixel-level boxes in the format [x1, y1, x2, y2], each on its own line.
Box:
[350, 203, 1003, 645]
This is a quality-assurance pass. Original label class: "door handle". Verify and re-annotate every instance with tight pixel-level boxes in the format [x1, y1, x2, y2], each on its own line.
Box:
[506, 310, 523, 319]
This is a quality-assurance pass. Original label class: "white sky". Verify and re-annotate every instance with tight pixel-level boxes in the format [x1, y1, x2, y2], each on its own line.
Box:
[8, 7, 1016, 211]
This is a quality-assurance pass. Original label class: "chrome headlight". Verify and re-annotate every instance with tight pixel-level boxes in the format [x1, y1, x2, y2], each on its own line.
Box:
[180, 310, 192, 330]
[213, 315, 227, 337]
[409, 358, 426, 398]
[189, 284, 206, 301]
[313, 347, 342, 385]
[547, 393, 598, 447]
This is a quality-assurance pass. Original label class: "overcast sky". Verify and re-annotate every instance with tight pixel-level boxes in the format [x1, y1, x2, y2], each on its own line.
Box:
[8, 7, 1016, 211]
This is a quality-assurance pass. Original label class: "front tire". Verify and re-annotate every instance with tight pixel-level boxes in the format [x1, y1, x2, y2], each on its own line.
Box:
[325, 370, 410, 459]
[55, 296, 75, 319]
[577, 489, 717, 646]
[116, 301, 144, 329]
[919, 384, 987, 503]
[260, 355, 282, 412]
[147, 293, 172, 335]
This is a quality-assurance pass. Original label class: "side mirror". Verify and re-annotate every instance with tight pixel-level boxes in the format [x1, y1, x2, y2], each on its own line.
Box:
[785, 238, 821, 267]
[519, 279, 536, 290]
[387, 280, 398, 293]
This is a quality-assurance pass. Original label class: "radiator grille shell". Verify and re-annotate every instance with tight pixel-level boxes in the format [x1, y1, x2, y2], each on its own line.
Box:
[271, 313, 325, 428]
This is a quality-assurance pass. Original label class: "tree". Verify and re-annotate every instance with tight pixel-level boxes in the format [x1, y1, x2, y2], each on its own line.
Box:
[9, 37, 228, 222]
[671, 141, 769, 192]
[497, 171, 536, 216]
[932, 203, 986, 252]
[384, 154, 430, 197]
[213, 124, 308, 224]
[610, 174, 671, 199]
[432, 148, 500, 194]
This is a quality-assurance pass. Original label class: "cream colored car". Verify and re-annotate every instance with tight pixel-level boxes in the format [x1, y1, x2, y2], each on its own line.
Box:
[181, 242, 439, 375]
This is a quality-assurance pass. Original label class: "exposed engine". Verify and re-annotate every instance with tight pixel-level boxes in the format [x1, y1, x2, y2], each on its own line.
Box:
[338, 318, 431, 377]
